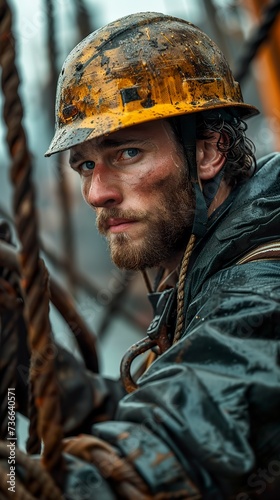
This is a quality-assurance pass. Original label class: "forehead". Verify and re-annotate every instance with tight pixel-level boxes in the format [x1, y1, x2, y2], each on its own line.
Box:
[69, 119, 174, 156]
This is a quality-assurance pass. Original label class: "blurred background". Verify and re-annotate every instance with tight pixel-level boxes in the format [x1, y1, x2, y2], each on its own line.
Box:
[0, 0, 280, 448]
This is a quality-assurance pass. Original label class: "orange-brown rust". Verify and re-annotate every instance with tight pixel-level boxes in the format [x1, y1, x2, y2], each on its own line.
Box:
[0, 0, 64, 477]
[120, 335, 157, 393]
[46, 12, 258, 156]
[151, 452, 173, 467]
[117, 431, 130, 440]
[63, 434, 152, 498]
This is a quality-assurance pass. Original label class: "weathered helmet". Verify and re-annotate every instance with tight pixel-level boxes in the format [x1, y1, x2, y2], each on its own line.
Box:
[45, 11, 258, 157]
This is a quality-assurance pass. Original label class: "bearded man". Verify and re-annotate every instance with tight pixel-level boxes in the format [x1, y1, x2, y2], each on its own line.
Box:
[12, 11, 280, 499]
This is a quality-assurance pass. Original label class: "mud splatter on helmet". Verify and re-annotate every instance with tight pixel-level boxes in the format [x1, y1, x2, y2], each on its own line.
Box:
[45, 11, 258, 157]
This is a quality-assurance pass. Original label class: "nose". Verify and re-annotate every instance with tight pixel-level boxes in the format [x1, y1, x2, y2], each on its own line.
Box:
[84, 164, 123, 208]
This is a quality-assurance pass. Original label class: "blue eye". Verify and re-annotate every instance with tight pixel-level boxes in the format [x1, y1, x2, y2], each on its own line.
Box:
[80, 160, 95, 171]
[121, 148, 139, 159]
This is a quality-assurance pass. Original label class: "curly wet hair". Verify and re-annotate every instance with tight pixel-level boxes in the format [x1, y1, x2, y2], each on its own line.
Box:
[195, 109, 257, 186]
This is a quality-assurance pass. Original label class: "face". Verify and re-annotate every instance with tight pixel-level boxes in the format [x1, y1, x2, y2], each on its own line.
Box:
[69, 120, 195, 270]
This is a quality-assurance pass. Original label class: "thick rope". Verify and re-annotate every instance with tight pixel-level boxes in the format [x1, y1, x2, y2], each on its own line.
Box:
[0, 223, 21, 441]
[0, 0, 63, 475]
[63, 434, 202, 499]
[0, 282, 21, 441]
[0, 203, 147, 334]
[0, 442, 62, 499]
[173, 234, 196, 344]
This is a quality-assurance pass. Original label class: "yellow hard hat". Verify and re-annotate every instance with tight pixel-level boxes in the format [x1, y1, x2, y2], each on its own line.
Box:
[45, 11, 259, 157]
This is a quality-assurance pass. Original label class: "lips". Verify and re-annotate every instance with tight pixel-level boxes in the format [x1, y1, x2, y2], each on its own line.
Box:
[106, 218, 137, 233]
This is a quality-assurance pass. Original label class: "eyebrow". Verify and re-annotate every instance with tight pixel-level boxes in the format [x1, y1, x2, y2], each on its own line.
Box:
[69, 137, 148, 165]
[69, 150, 85, 165]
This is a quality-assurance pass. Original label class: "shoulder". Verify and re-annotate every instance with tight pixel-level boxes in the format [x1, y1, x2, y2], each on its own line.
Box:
[256, 152, 280, 171]
[186, 260, 280, 323]
[185, 259, 280, 336]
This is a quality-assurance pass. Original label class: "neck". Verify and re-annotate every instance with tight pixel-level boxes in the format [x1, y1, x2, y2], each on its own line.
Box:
[159, 247, 185, 276]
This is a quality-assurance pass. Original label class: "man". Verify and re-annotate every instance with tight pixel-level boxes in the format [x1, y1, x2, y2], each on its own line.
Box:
[44, 11, 280, 499]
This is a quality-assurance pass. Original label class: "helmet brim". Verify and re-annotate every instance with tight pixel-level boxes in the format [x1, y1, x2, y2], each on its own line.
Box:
[45, 102, 259, 157]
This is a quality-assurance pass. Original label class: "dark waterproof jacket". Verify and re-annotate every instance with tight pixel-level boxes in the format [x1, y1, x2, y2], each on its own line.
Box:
[37, 154, 280, 498]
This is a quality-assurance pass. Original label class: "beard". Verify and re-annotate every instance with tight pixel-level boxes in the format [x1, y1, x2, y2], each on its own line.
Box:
[95, 172, 195, 270]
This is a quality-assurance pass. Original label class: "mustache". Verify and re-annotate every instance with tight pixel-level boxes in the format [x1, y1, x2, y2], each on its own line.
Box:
[96, 208, 147, 233]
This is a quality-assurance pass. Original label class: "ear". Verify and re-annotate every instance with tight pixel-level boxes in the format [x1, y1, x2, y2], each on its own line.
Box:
[196, 132, 226, 181]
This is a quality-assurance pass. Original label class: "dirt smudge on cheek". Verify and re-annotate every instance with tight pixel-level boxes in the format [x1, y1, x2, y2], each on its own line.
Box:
[119, 165, 156, 191]
[145, 164, 179, 196]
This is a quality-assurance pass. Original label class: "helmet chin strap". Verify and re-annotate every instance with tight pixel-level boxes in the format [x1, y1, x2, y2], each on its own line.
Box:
[202, 167, 225, 209]
[177, 114, 208, 239]
[177, 114, 226, 234]
[171, 114, 208, 343]
[173, 114, 227, 343]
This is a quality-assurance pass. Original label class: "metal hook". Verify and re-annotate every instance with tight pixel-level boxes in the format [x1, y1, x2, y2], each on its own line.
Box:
[121, 288, 176, 393]
[120, 335, 158, 393]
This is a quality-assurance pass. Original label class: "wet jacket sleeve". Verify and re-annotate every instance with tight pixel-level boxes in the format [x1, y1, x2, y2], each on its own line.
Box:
[15, 340, 126, 435]
[89, 260, 280, 498]
[54, 347, 127, 435]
